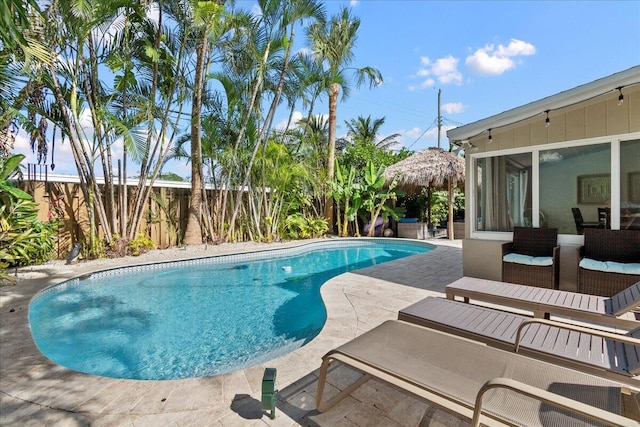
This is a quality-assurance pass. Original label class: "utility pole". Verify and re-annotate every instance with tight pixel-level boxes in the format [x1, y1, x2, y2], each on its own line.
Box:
[437, 88, 442, 148]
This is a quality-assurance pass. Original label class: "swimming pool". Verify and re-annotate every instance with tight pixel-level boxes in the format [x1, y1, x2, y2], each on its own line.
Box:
[29, 239, 433, 380]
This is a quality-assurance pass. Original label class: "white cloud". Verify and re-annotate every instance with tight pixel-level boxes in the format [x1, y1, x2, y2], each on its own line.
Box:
[442, 102, 464, 114]
[13, 129, 78, 175]
[404, 127, 422, 139]
[350, 0, 360, 7]
[465, 38, 536, 75]
[420, 78, 435, 89]
[410, 55, 462, 90]
[274, 111, 330, 132]
[431, 56, 462, 85]
[497, 39, 536, 57]
[274, 111, 303, 131]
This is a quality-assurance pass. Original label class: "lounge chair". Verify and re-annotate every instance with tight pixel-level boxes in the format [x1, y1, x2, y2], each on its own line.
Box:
[446, 276, 640, 329]
[399, 297, 640, 385]
[315, 320, 637, 426]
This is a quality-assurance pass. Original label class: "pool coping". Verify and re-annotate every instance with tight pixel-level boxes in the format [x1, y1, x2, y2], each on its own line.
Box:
[0, 238, 463, 426]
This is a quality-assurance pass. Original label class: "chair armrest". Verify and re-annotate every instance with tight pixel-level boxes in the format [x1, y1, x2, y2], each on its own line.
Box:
[514, 318, 640, 352]
[577, 245, 585, 259]
[472, 377, 636, 427]
[501, 242, 514, 256]
[552, 245, 560, 261]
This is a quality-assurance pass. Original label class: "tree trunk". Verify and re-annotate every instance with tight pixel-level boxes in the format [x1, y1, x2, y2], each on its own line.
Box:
[226, 42, 271, 238]
[184, 29, 208, 245]
[324, 82, 340, 232]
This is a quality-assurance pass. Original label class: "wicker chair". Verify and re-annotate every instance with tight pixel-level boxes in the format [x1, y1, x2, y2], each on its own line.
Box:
[501, 227, 560, 289]
[578, 228, 640, 296]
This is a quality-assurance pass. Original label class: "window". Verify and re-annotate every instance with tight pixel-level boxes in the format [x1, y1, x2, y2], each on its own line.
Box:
[621, 139, 640, 230]
[540, 144, 610, 235]
[471, 136, 640, 237]
[476, 153, 532, 231]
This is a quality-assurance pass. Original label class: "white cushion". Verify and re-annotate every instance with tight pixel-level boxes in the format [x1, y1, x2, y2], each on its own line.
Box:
[579, 258, 607, 272]
[579, 258, 640, 275]
[503, 253, 553, 267]
[620, 262, 640, 275]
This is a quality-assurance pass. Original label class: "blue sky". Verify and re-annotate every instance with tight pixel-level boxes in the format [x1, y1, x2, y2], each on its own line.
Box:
[13, 0, 640, 177]
[312, 0, 640, 151]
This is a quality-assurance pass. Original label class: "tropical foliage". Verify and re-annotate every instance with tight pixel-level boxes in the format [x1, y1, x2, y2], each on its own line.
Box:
[3, 0, 418, 259]
[399, 188, 465, 226]
[307, 7, 382, 226]
[359, 161, 401, 237]
[1, 155, 57, 284]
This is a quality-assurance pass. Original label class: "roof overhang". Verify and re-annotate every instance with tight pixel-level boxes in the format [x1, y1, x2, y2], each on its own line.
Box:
[447, 65, 640, 145]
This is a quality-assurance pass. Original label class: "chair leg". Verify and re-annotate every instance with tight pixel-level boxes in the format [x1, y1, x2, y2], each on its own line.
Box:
[316, 357, 371, 412]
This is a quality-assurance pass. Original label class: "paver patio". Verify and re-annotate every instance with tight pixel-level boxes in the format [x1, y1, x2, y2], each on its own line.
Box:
[1, 238, 464, 426]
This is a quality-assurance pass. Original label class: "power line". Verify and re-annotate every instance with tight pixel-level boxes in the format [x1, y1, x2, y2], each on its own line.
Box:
[406, 118, 438, 150]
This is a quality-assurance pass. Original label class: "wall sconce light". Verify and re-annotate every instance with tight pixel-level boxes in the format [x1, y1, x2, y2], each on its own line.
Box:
[617, 87, 624, 105]
[544, 110, 550, 128]
[488, 129, 492, 143]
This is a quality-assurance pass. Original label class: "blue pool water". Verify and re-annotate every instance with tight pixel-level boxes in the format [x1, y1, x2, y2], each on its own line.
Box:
[29, 239, 432, 380]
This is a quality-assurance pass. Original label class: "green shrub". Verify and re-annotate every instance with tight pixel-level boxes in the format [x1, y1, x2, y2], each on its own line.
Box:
[1, 155, 58, 285]
[128, 232, 155, 256]
[283, 213, 328, 240]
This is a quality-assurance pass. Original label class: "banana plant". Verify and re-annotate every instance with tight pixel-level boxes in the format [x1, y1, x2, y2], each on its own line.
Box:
[346, 194, 363, 237]
[329, 160, 361, 236]
[360, 161, 401, 237]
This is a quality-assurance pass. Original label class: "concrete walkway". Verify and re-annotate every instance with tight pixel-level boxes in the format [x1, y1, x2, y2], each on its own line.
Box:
[1, 239, 464, 427]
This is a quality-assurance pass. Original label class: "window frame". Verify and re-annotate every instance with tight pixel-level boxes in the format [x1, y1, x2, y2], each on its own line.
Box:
[467, 131, 640, 245]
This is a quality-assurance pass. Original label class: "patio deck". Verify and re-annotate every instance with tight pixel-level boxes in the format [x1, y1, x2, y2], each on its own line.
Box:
[1, 239, 464, 427]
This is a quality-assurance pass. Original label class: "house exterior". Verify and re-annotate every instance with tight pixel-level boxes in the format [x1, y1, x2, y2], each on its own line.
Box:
[447, 66, 640, 291]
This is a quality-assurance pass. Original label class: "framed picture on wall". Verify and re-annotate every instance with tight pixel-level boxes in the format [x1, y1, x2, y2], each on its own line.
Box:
[630, 172, 640, 204]
[577, 174, 610, 204]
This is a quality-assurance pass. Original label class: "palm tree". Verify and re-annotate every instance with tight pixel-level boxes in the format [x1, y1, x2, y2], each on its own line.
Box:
[257, 0, 325, 141]
[1, 0, 50, 161]
[220, 0, 324, 241]
[307, 7, 382, 230]
[183, 0, 225, 246]
[118, 0, 196, 243]
[0, 0, 50, 63]
[26, 0, 197, 255]
[345, 115, 400, 150]
[33, 0, 129, 254]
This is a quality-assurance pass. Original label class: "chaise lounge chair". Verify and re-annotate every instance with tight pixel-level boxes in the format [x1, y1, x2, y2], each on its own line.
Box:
[446, 276, 640, 328]
[399, 297, 640, 386]
[315, 320, 637, 426]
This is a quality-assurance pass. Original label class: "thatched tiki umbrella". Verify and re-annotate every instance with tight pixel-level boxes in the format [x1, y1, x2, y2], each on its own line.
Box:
[383, 147, 465, 239]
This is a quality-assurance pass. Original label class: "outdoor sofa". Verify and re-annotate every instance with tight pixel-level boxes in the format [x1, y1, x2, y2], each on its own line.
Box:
[578, 228, 640, 296]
